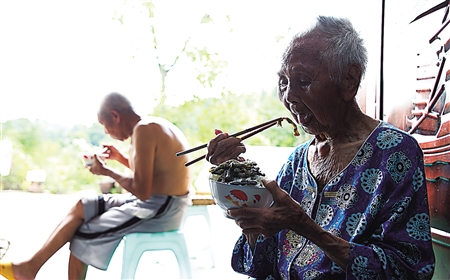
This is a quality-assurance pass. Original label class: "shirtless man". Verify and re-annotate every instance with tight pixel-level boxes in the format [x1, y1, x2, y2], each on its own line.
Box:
[0, 92, 192, 280]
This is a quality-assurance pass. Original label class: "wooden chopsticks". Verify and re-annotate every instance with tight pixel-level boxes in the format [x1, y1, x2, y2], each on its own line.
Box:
[177, 117, 287, 167]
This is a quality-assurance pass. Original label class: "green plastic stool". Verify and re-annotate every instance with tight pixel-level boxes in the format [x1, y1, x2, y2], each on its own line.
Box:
[121, 230, 192, 279]
[181, 205, 215, 267]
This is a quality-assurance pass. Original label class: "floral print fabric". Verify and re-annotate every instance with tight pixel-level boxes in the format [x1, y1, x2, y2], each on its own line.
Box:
[231, 121, 435, 279]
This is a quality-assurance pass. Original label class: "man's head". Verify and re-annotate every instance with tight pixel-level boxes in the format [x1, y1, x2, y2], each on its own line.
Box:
[277, 16, 368, 136]
[98, 92, 139, 141]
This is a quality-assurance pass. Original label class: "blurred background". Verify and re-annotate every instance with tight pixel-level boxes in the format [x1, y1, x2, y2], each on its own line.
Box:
[0, 0, 383, 194]
[2, 1, 450, 279]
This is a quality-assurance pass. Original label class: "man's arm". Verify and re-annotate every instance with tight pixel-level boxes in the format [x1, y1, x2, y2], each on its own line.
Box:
[102, 144, 130, 168]
[126, 123, 156, 200]
[95, 124, 157, 201]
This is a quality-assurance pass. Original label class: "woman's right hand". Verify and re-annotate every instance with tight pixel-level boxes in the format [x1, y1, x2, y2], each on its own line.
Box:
[206, 130, 246, 165]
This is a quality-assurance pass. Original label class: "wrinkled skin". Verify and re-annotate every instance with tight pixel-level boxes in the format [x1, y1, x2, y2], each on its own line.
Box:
[206, 132, 351, 269]
[230, 179, 306, 237]
[205, 31, 380, 270]
[206, 132, 246, 164]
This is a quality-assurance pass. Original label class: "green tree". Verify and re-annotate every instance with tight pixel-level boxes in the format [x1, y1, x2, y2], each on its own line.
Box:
[114, 1, 229, 108]
[0, 87, 311, 194]
[1, 2, 312, 194]
[154, 88, 309, 147]
[1, 119, 124, 193]
[152, 87, 310, 179]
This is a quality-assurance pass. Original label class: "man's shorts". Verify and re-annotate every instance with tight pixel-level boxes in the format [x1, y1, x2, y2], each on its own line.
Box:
[70, 192, 191, 270]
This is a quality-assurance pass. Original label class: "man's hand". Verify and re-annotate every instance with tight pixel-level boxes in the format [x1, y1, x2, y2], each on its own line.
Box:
[102, 144, 130, 168]
[102, 144, 122, 161]
[87, 154, 109, 176]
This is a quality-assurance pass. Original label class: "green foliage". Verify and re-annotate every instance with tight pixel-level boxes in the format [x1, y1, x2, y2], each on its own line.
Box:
[116, 0, 230, 103]
[2, 145, 34, 191]
[1, 2, 312, 194]
[153, 88, 310, 149]
[1, 119, 123, 194]
[185, 48, 228, 88]
[1, 90, 310, 194]
[142, 2, 156, 18]
[201, 14, 212, 24]
[152, 89, 310, 182]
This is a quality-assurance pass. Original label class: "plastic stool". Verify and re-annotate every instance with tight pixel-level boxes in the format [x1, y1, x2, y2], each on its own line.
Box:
[121, 230, 192, 279]
[181, 205, 212, 230]
[181, 205, 215, 267]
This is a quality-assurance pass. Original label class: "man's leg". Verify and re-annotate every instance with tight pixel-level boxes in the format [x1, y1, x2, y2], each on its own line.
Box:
[0, 200, 85, 280]
[69, 253, 87, 280]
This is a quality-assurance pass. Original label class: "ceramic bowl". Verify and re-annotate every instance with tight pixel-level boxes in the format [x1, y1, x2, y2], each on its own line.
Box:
[209, 179, 273, 215]
[81, 153, 106, 166]
[81, 154, 96, 166]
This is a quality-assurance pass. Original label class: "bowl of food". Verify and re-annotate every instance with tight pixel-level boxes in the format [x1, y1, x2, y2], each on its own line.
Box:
[209, 159, 273, 217]
[81, 154, 96, 166]
[80, 148, 108, 167]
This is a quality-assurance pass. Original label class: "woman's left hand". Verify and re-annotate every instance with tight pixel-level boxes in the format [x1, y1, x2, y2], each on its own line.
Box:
[228, 179, 310, 238]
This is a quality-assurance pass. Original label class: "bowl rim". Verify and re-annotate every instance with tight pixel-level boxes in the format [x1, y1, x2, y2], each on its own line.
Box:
[209, 178, 267, 189]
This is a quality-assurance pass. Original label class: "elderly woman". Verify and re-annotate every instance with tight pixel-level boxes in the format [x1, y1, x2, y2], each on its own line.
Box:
[206, 16, 435, 279]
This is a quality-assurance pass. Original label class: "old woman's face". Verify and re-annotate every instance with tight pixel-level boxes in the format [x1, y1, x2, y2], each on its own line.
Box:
[277, 37, 344, 137]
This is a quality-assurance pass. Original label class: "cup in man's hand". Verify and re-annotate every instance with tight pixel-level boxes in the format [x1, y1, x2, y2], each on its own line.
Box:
[82, 154, 96, 166]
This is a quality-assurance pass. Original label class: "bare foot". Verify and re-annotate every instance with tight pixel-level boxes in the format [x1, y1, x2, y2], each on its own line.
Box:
[0, 262, 36, 280]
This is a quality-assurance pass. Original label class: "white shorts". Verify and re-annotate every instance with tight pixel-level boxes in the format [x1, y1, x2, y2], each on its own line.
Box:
[69, 192, 191, 270]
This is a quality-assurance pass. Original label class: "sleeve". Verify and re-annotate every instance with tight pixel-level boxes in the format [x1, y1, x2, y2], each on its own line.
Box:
[346, 134, 435, 279]
[230, 145, 304, 278]
[231, 234, 280, 279]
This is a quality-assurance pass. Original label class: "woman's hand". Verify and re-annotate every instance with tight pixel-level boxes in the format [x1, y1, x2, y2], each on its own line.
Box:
[206, 130, 246, 165]
[228, 179, 310, 238]
[231, 179, 351, 269]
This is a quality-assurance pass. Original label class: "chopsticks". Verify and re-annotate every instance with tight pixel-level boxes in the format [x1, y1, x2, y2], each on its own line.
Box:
[177, 117, 286, 167]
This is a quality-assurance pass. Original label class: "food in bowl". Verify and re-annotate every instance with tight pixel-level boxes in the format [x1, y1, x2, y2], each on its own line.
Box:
[209, 159, 273, 215]
[209, 159, 266, 186]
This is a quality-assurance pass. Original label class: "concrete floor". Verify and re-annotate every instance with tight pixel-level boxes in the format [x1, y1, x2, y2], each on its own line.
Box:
[0, 190, 249, 280]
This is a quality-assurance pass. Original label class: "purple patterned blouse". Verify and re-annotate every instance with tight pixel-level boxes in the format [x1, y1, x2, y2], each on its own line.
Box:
[231, 121, 435, 279]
